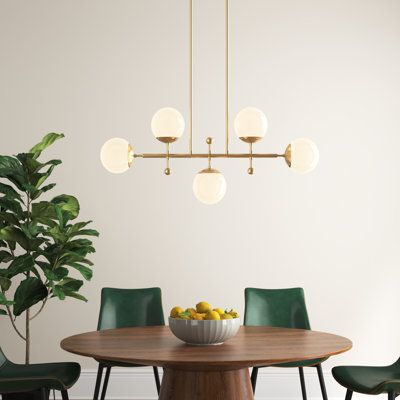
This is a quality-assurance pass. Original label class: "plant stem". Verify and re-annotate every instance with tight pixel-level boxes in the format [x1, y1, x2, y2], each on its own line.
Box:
[25, 308, 30, 364]
[3, 299, 26, 341]
[25, 192, 31, 364]
[30, 296, 48, 320]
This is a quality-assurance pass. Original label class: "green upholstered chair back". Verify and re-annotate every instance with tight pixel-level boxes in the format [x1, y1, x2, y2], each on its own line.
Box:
[97, 287, 165, 330]
[244, 287, 311, 330]
[0, 348, 7, 367]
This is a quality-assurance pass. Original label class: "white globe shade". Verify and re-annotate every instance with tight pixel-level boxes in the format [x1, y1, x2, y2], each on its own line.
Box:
[234, 107, 268, 141]
[193, 169, 227, 205]
[290, 138, 319, 173]
[100, 138, 133, 174]
[151, 107, 185, 140]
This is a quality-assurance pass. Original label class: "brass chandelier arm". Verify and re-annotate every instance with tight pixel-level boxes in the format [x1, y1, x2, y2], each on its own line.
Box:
[135, 153, 284, 159]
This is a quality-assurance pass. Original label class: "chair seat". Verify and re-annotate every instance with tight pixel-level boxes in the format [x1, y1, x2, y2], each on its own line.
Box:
[332, 361, 400, 395]
[0, 361, 81, 393]
[273, 357, 328, 368]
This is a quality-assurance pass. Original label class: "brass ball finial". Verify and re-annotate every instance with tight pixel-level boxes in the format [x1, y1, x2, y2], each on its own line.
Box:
[206, 137, 213, 145]
[164, 168, 171, 175]
[247, 167, 254, 175]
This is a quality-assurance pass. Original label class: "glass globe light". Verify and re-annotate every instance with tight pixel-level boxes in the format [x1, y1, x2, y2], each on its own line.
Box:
[285, 138, 319, 173]
[151, 107, 185, 143]
[193, 168, 227, 205]
[234, 107, 268, 143]
[100, 138, 134, 174]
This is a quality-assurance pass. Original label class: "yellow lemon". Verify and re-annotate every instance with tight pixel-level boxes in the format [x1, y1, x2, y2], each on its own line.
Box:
[170, 306, 184, 318]
[228, 309, 239, 318]
[192, 313, 204, 320]
[200, 313, 207, 319]
[213, 308, 224, 315]
[221, 313, 233, 319]
[196, 301, 212, 313]
[186, 308, 197, 317]
[205, 310, 221, 320]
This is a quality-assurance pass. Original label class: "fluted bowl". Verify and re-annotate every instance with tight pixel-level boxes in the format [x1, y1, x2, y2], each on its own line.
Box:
[168, 317, 240, 345]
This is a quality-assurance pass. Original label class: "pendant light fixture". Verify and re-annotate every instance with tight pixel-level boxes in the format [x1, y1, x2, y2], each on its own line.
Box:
[100, 0, 319, 204]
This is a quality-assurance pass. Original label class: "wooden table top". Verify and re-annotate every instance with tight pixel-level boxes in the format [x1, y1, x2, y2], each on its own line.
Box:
[61, 326, 352, 369]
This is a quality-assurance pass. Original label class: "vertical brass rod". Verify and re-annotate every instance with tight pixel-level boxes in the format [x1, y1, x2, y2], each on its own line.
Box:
[225, 0, 229, 155]
[189, 0, 193, 154]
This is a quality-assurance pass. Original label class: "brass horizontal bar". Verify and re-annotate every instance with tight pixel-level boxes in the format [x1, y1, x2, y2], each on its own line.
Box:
[134, 153, 284, 159]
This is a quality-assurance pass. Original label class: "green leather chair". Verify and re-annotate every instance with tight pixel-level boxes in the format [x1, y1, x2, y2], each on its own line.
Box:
[0, 347, 80, 399]
[244, 287, 328, 400]
[332, 359, 400, 400]
[93, 287, 165, 400]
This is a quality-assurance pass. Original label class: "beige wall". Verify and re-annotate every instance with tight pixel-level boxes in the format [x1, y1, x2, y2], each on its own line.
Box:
[0, 0, 399, 370]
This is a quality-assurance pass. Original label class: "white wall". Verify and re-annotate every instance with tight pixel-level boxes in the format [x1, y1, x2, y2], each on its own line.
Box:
[1, 0, 400, 398]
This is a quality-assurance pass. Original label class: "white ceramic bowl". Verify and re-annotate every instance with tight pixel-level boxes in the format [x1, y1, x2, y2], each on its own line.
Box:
[168, 317, 241, 345]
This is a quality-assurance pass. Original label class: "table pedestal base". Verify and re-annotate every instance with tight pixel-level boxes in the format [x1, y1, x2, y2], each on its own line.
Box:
[159, 367, 254, 400]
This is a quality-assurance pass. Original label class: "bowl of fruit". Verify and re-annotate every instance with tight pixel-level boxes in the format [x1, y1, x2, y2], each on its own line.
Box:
[169, 301, 240, 345]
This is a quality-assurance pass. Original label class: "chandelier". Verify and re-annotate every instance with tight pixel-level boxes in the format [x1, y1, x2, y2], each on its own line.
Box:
[100, 0, 319, 205]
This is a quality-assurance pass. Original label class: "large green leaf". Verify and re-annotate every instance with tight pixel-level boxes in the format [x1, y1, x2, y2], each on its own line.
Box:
[29, 133, 65, 159]
[64, 291, 87, 302]
[0, 292, 14, 306]
[0, 198, 24, 219]
[0, 250, 13, 263]
[69, 229, 99, 238]
[67, 262, 93, 280]
[52, 195, 80, 222]
[42, 266, 68, 281]
[0, 211, 20, 226]
[59, 277, 83, 291]
[13, 277, 48, 316]
[7, 254, 35, 278]
[0, 226, 29, 250]
[0, 156, 26, 190]
[0, 309, 7, 315]
[0, 183, 22, 202]
[0, 276, 11, 291]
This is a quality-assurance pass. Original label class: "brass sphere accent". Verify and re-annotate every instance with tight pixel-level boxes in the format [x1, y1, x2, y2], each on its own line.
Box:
[284, 144, 292, 167]
[164, 167, 171, 175]
[206, 137, 213, 145]
[247, 167, 254, 175]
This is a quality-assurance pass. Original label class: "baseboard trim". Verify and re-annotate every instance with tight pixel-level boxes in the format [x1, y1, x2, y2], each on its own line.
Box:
[61, 367, 388, 400]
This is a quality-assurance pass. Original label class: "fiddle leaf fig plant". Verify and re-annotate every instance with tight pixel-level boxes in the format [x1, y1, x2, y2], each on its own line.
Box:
[0, 133, 99, 363]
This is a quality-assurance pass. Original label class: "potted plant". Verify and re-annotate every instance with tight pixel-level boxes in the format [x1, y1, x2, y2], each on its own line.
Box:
[0, 133, 98, 396]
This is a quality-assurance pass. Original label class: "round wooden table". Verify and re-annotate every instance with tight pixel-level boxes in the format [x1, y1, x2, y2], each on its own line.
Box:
[61, 326, 352, 400]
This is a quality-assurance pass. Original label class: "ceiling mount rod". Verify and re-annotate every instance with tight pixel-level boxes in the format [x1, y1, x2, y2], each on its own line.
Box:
[225, 0, 229, 155]
[189, 0, 193, 154]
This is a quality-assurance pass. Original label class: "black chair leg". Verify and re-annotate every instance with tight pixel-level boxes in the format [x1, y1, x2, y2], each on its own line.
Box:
[100, 366, 111, 400]
[345, 389, 353, 400]
[299, 367, 307, 400]
[61, 391, 69, 400]
[250, 367, 259, 393]
[388, 392, 396, 400]
[316, 364, 328, 400]
[153, 366, 161, 395]
[93, 363, 104, 400]
[40, 388, 48, 400]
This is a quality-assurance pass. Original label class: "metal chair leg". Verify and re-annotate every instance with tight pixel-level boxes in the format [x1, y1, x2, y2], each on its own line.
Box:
[61, 391, 69, 400]
[299, 367, 307, 400]
[345, 389, 353, 400]
[93, 363, 104, 400]
[40, 388, 48, 400]
[316, 364, 328, 400]
[153, 366, 161, 395]
[100, 366, 111, 400]
[251, 367, 259, 393]
[388, 392, 396, 400]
